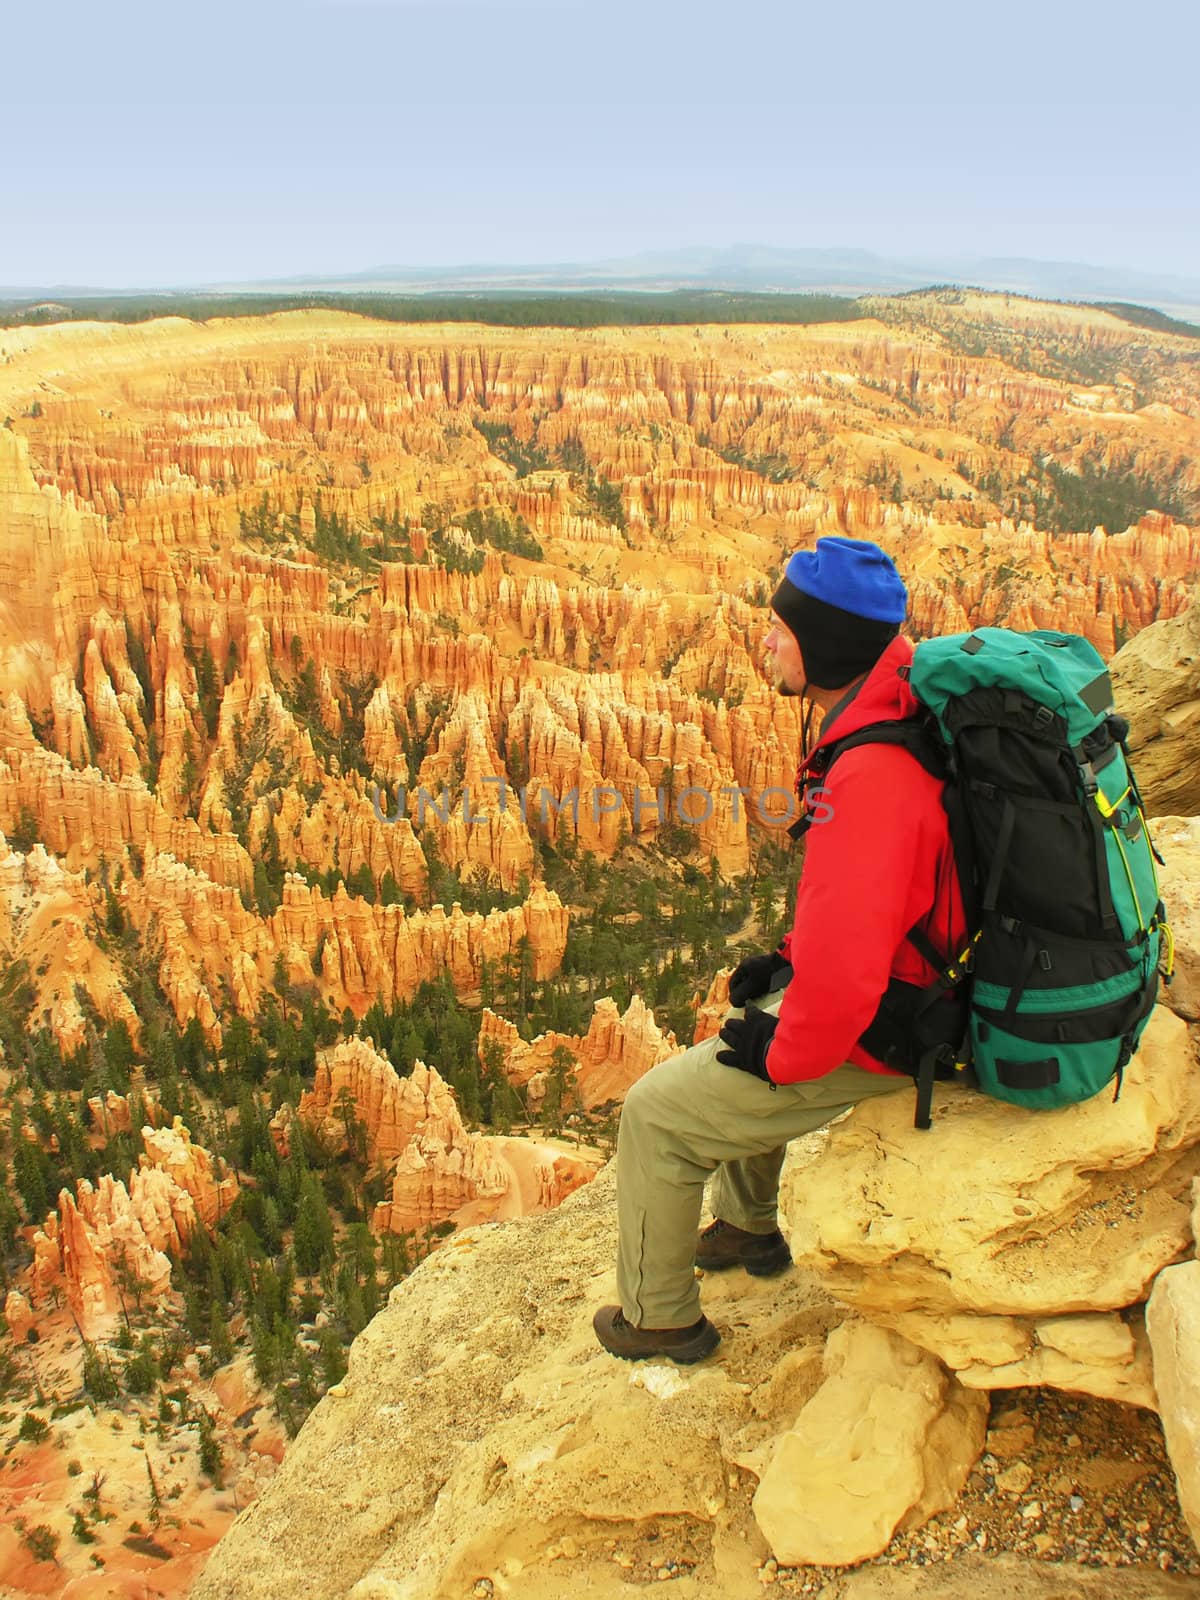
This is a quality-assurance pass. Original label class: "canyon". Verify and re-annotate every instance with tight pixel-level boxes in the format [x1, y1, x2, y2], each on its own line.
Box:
[0, 294, 1197, 1596]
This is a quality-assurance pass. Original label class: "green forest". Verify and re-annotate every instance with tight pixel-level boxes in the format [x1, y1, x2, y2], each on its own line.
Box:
[0, 289, 860, 329]
[4, 287, 1195, 341]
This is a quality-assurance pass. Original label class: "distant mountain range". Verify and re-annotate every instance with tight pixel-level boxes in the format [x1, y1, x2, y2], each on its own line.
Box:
[6, 246, 1200, 321]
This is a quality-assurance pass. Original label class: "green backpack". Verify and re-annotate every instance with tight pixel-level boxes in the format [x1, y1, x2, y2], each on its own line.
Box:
[814, 628, 1174, 1127]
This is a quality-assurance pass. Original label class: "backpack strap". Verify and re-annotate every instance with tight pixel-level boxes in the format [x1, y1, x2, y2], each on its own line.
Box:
[980, 797, 1016, 914]
[914, 1045, 954, 1131]
[785, 712, 973, 1128]
[823, 716, 947, 781]
[1114, 726, 1166, 867]
[905, 923, 947, 971]
[857, 916, 977, 1129]
[1072, 752, 1123, 933]
[788, 715, 946, 840]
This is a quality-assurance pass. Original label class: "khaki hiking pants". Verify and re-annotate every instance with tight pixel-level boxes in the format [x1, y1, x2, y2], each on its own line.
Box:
[615, 987, 906, 1329]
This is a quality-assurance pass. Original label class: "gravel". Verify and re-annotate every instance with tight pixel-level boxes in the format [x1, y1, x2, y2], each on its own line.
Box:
[760, 1385, 1199, 1593]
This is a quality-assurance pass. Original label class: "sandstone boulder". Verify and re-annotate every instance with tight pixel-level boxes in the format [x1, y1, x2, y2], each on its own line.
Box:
[4, 1289, 34, 1342]
[1147, 1259, 1200, 1550]
[1112, 593, 1200, 816]
[752, 1321, 987, 1567]
[781, 1003, 1200, 1403]
[1156, 815, 1200, 1023]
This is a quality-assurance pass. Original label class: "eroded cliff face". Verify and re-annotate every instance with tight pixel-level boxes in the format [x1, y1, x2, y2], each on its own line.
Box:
[477, 991, 678, 1109]
[1112, 601, 1200, 816]
[289, 1040, 600, 1234]
[29, 1119, 237, 1340]
[120, 851, 568, 1044]
[0, 309, 1196, 1053]
[0, 832, 138, 1051]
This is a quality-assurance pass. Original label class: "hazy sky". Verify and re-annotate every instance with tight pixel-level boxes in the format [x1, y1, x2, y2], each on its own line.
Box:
[5, 0, 1197, 288]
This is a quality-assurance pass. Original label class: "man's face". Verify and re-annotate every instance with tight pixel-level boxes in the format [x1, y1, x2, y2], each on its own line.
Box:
[764, 611, 807, 696]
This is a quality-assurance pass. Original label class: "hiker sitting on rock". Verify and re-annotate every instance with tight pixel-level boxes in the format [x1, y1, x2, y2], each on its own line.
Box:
[594, 536, 966, 1362]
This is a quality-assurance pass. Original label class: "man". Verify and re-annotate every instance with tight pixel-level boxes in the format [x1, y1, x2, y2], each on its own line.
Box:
[593, 535, 965, 1362]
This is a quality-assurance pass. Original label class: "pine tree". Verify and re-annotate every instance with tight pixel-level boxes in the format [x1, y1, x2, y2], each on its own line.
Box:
[318, 1326, 347, 1387]
[261, 1196, 283, 1256]
[541, 1045, 577, 1136]
[13, 1136, 51, 1220]
[339, 1279, 368, 1336]
[208, 1303, 233, 1366]
[195, 645, 220, 738]
[81, 1341, 119, 1401]
[293, 1342, 319, 1409]
[145, 1455, 163, 1527]
[293, 1176, 334, 1275]
[197, 1407, 224, 1486]
[101, 1021, 135, 1091]
[0, 1180, 21, 1259]
[250, 1320, 279, 1387]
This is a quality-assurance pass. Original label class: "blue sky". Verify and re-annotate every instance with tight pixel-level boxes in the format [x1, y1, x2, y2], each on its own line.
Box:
[5, 0, 1196, 288]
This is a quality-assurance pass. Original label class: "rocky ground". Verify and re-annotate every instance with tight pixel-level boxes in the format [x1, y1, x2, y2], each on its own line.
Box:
[460, 1387, 1200, 1600]
[0, 1309, 281, 1598]
[758, 1385, 1198, 1594]
[189, 1161, 1200, 1600]
[12, 1229, 1193, 1600]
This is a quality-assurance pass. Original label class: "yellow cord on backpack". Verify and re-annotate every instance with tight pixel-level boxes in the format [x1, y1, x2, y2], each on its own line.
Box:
[1160, 918, 1176, 981]
[1094, 783, 1131, 820]
[944, 930, 981, 985]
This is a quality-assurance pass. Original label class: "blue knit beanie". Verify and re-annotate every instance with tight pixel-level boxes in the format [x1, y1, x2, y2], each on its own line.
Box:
[784, 536, 907, 622]
[770, 536, 907, 689]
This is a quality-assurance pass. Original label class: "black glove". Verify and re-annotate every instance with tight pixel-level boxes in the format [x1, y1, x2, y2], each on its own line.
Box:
[715, 1010, 779, 1082]
[728, 950, 792, 1008]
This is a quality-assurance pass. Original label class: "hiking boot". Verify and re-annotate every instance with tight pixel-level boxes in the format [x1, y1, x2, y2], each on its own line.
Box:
[695, 1219, 792, 1277]
[592, 1305, 720, 1363]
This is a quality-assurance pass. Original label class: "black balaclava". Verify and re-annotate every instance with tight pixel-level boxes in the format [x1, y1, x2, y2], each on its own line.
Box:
[770, 537, 908, 692]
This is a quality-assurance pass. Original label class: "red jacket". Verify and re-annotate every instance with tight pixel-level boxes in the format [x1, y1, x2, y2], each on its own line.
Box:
[769, 635, 966, 1084]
